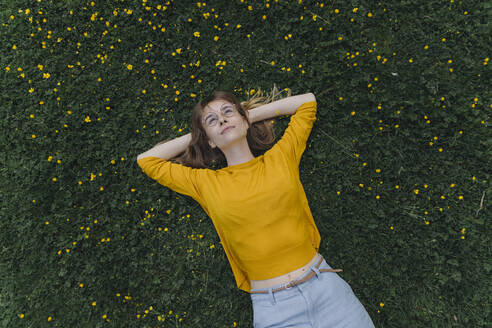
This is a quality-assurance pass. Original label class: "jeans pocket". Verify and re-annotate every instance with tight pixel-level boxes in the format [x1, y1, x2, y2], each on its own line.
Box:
[319, 258, 353, 293]
[252, 294, 281, 328]
[340, 277, 355, 293]
[251, 296, 268, 327]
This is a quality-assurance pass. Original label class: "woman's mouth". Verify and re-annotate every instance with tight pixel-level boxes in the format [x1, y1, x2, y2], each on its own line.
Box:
[222, 126, 234, 134]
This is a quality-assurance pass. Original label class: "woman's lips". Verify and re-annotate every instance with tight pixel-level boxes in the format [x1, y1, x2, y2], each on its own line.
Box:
[222, 126, 234, 134]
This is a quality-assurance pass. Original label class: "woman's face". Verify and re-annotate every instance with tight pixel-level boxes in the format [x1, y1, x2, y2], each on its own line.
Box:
[201, 99, 250, 149]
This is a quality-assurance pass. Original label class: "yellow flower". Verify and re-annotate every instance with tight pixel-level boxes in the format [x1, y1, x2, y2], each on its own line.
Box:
[12, 45, 17, 50]
[368, 12, 373, 17]
[127, 64, 133, 70]
[29, 88, 34, 93]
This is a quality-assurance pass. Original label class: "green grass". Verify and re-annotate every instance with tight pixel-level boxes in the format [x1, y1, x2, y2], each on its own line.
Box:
[1, 0, 490, 327]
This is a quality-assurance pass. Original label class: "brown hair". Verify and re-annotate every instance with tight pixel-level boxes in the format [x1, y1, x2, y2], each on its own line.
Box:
[154, 84, 292, 169]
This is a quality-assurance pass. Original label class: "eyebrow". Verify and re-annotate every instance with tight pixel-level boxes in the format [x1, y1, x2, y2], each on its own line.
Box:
[204, 103, 232, 119]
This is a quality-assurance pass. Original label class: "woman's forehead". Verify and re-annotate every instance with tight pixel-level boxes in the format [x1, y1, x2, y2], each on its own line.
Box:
[204, 99, 233, 113]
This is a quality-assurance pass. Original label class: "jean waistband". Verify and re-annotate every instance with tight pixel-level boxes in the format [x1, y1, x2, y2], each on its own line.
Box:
[250, 254, 343, 294]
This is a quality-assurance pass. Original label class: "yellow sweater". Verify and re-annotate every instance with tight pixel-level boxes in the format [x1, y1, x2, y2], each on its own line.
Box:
[137, 100, 320, 293]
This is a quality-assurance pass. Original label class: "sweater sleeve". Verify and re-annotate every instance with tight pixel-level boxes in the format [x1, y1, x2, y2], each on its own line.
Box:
[137, 156, 205, 204]
[274, 100, 317, 167]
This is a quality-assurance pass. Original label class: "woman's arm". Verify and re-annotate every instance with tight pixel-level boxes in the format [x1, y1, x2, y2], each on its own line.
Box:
[249, 93, 316, 123]
[137, 133, 192, 161]
[137, 93, 316, 161]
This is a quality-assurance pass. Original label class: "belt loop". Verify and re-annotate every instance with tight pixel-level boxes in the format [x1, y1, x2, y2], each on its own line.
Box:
[268, 287, 276, 305]
[311, 266, 322, 280]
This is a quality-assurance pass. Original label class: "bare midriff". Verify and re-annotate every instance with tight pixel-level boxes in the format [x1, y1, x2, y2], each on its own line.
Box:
[250, 252, 321, 290]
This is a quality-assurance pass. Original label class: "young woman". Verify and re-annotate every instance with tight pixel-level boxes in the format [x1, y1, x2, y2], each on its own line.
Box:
[137, 87, 375, 327]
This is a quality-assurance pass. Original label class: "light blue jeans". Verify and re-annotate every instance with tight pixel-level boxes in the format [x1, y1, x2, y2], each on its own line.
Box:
[250, 256, 375, 328]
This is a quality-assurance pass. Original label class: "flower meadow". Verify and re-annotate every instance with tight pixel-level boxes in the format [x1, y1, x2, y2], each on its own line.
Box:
[1, 0, 490, 327]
